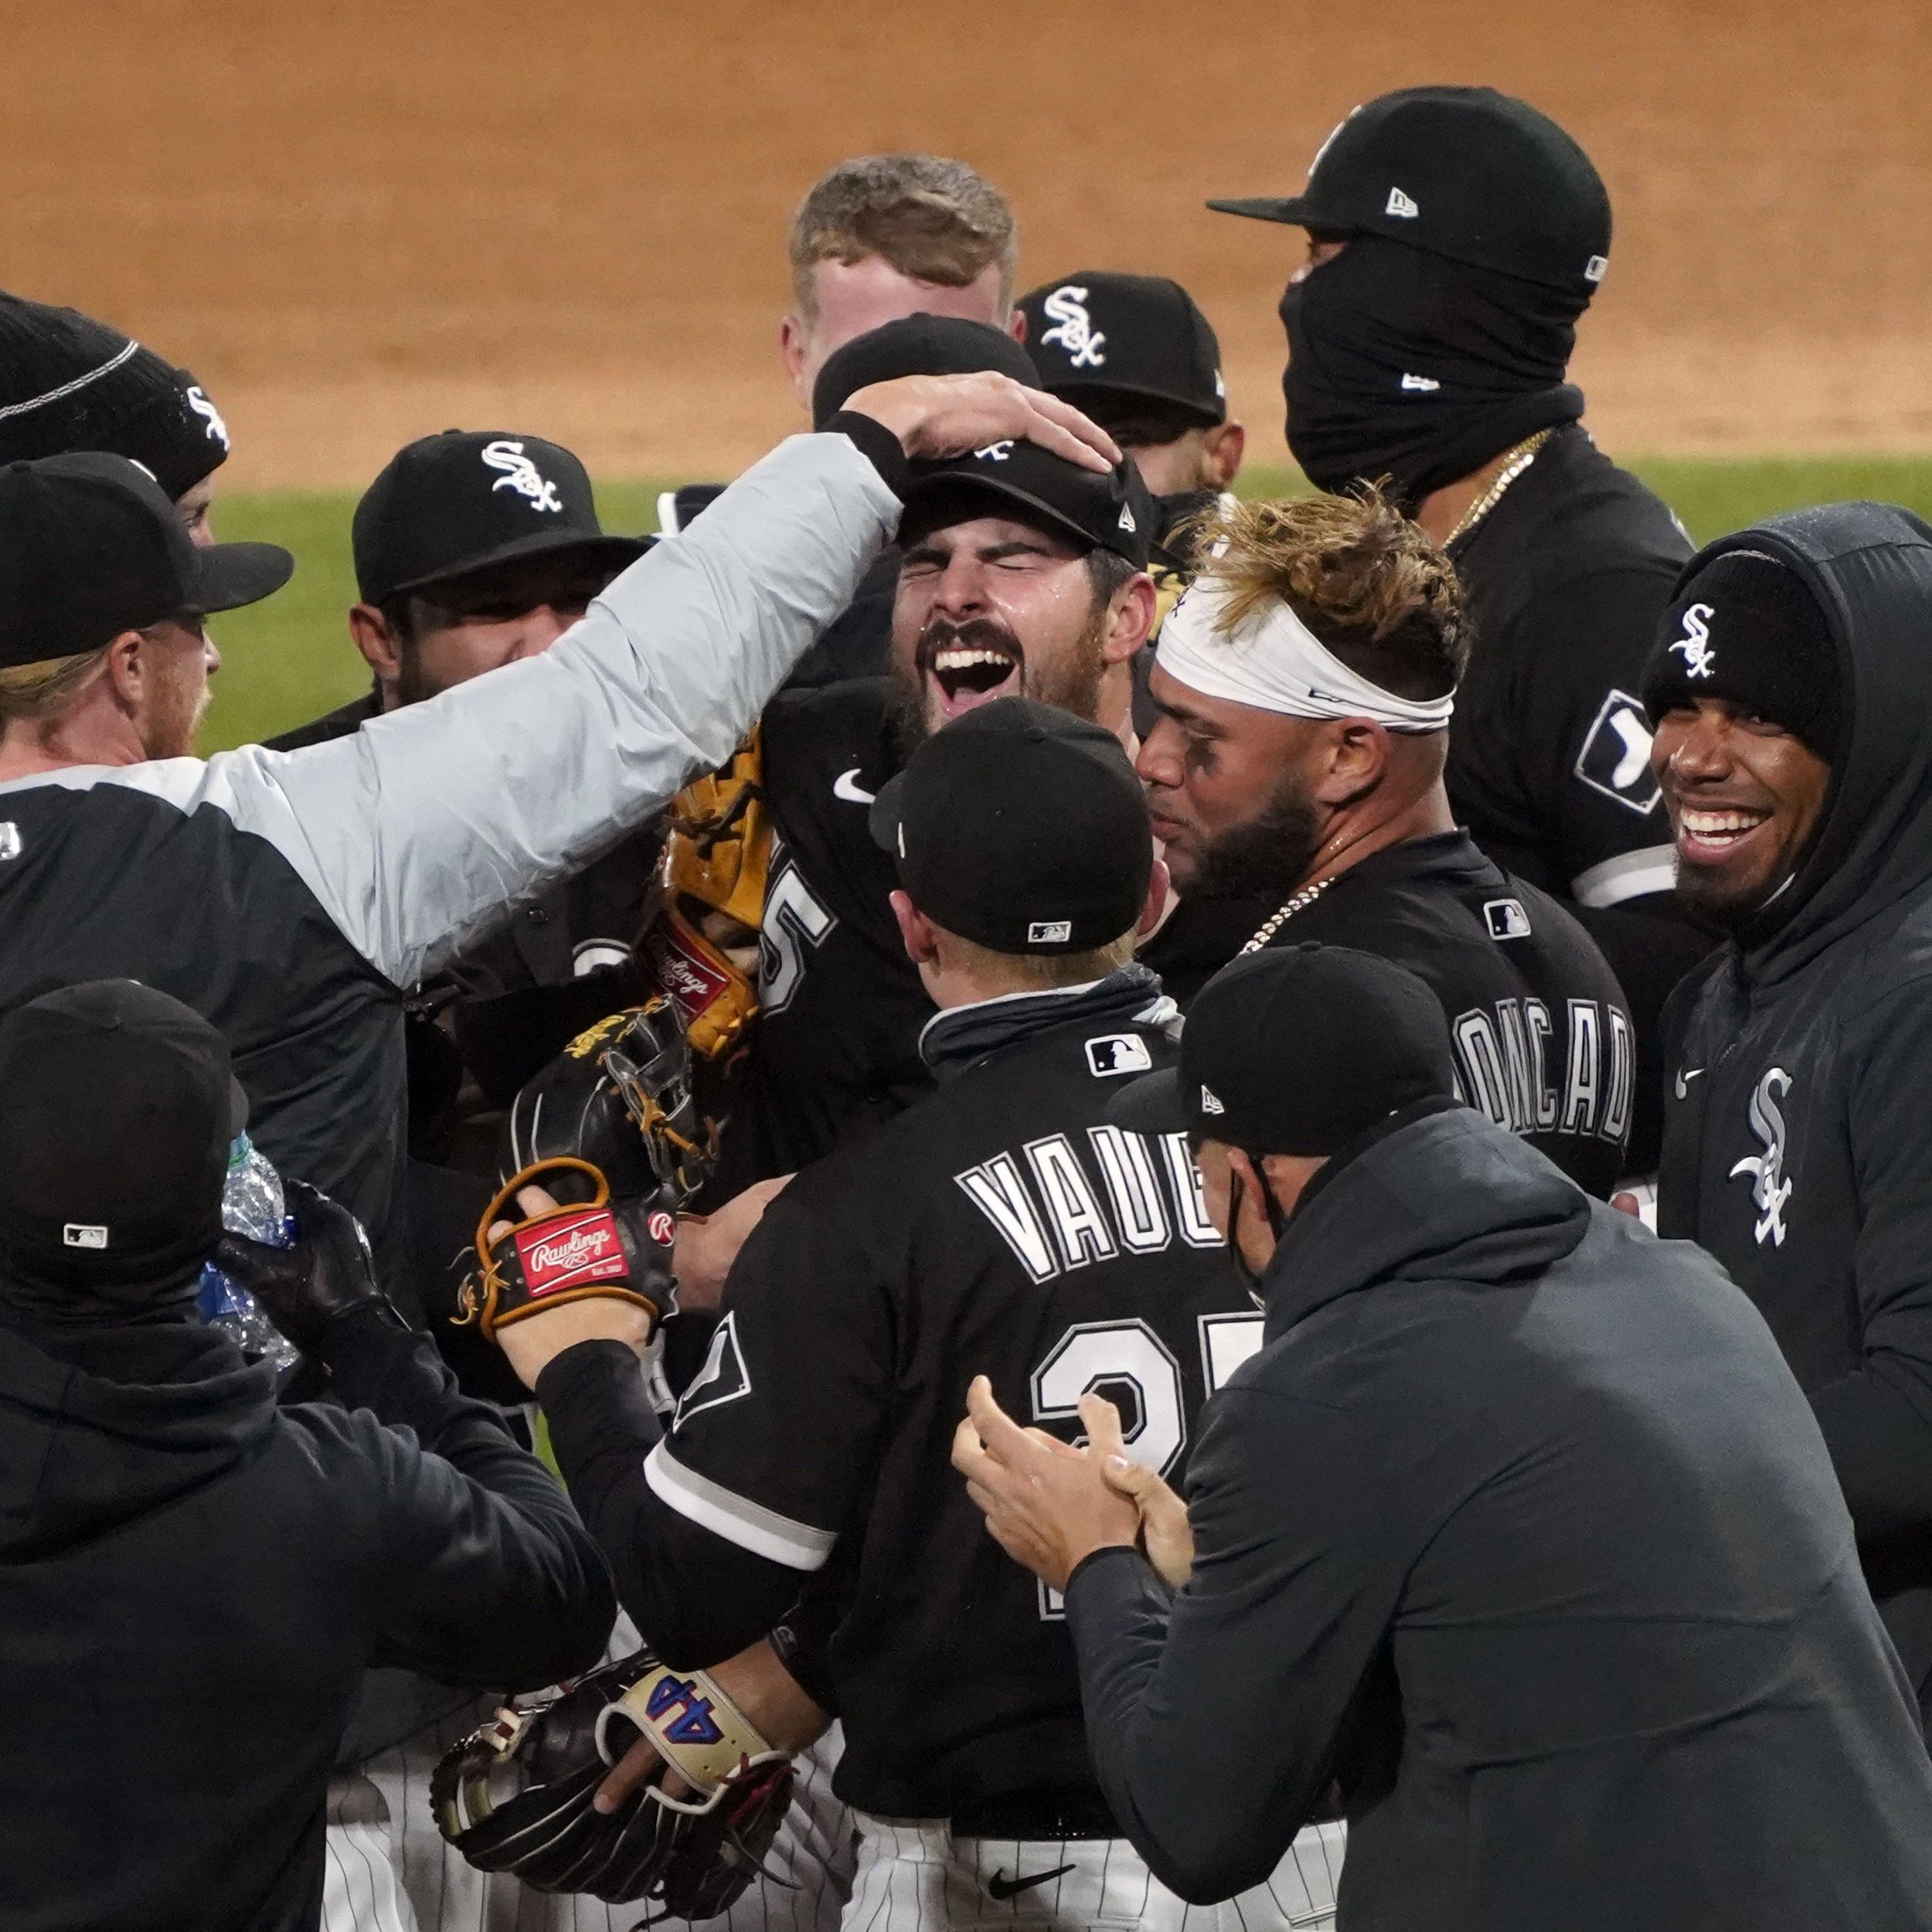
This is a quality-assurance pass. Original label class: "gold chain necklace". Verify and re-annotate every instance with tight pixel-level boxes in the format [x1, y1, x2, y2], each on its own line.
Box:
[1443, 427, 1554, 550]
[1241, 875, 1336, 955]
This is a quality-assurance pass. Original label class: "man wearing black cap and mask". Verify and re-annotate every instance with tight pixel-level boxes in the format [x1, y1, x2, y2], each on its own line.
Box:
[495, 699, 1345, 1931]
[1212, 88, 1709, 1162]
[1648, 505, 1932, 1732]
[0, 289, 234, 543]
[647, 317, 1164, 1200]
[0, 380, 1117, 1302]
[0, 979, 613, 1932]
[957, 942, 1932, 1931]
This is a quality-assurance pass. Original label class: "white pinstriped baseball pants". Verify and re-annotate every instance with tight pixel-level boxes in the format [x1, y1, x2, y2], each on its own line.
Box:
[843, 1817, 1343, 1932]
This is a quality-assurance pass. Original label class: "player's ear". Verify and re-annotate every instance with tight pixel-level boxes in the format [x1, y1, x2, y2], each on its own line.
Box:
[1104, 573, 1158, 664]
[349, 604, 405, 687]
[1201, 420, 1246, 491]
[890, 889, 941, 968]
[1315, 719, 1389, 803]
[1136, 855, 1171, 938]
[101, 628, 147, 712]
[778, 312, 811, 398]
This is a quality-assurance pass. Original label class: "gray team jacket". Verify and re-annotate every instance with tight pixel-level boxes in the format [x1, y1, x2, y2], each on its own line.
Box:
[1067, 1102, 1932, 1930]
[0, 433, 899, 1284]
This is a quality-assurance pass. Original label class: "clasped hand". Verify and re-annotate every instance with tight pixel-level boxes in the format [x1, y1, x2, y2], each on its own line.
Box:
[951, 1376, 1194, 1594]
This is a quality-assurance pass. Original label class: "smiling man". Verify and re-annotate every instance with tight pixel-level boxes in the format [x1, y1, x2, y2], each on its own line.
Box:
[668, 428, 1158, 1196]
[1648, 512, 1932, 1732]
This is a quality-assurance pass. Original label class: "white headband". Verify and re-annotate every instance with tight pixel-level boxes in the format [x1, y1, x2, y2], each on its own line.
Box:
[1155, 573, 1454, 733]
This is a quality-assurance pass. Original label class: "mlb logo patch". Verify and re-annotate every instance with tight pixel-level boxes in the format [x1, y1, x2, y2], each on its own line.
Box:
[0, 822, 19, 862]
[1028, 920, 1073, 945]
[62, 1223, 108, 1250]
[1573, 689, 1662, 815]
[513, 1207, 628, 1298]
[1086, 1034, 1153, 1078]
[1484, 898, 1532, 940]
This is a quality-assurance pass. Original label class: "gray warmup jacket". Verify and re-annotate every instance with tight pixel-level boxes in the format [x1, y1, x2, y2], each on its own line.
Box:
[1658, 503, 1932, 1725]
[0, 434, 899, 1287]
[1066, 1102, 1932, 1930]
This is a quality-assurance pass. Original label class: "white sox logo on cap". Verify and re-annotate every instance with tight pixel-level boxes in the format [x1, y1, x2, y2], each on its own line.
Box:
[185, 386, 230, 451]
[481, 438, 563, 513]
[1672, 603, 1716, 679]
[1039, 286, 1107, 370]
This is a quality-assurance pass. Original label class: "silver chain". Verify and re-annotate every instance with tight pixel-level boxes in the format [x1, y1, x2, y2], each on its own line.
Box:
[1240, 875, 1336, 955]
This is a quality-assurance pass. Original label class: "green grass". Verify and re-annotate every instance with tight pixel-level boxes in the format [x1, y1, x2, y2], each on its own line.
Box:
[199, 457, 1932, 753]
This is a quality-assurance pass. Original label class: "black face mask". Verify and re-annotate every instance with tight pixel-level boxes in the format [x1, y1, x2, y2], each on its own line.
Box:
[1281, 236, 1588, 510]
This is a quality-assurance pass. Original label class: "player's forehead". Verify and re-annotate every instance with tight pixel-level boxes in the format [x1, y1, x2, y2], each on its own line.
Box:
[804, 254, 1008, 343]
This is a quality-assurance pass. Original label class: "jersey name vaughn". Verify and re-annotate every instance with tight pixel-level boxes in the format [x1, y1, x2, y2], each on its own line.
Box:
[1450, 995, 1634, 1148]
[957, 1127, 1219, 1284]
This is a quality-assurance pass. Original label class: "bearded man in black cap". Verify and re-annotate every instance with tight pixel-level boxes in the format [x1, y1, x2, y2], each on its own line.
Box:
[0, 289, 234, 543]
[0, 979, 612, 1932]
[957, 942, 1932, 1932]
[1648, 505, 1932, 1733]
[1212, 88, 1709, 1162]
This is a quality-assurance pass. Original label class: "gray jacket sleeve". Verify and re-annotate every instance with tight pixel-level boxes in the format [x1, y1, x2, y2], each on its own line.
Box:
[152, 431, 898, 988]
[1063, 1381, 1396, 1903]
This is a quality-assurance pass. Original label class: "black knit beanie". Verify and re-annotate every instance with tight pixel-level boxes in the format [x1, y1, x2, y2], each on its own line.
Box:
[1641, 549, 1842, 764]
[0, 291, 230, 502]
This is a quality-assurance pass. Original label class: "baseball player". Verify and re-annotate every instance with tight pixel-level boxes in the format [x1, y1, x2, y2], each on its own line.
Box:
[655, 406, 1162, 1199]
[0, 287, 234, 543]
[1211, 87, 1711, 1167]
[488, 700, 1346, 1929]
[1138, 487, 1634, 1196]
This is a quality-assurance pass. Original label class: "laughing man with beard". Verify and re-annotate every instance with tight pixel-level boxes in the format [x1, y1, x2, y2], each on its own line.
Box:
[1648, 509, 1932, 1733]
[1135, 488, 1634, 1197]
[669, 344, 1161, 1195]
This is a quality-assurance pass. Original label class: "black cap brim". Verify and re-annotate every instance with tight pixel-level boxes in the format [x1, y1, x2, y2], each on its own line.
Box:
[1052, 379, 1225, 429]
[1104, 1065, 1191, 1137]
[900, 474, 1100, 556]
[1206, 196, 1318, 226]
[383, 529, 648, 603]
[190, 540, 295, 616]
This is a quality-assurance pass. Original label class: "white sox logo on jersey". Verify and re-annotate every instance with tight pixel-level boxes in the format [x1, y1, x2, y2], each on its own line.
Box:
[1039, 286, 1107, 370]
[185, 385, 230, 451]
[1728, 1065, 1794, 1246]
[481, 438, 563, 512]
[1672, 602, 1717, 679]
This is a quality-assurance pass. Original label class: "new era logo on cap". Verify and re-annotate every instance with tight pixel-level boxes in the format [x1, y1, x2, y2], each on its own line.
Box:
[1200, 1085, 1226, 1115]
[1585, 254, 1610, 283]
[1386, 185, 1420, 218]
[1118, 504, 1137, 533]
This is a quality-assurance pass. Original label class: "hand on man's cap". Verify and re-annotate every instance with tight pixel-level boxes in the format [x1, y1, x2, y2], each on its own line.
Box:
[1108, 943, 1458, 1155]
[869, 696, 1151, 955]
[0, 453, 291, 672]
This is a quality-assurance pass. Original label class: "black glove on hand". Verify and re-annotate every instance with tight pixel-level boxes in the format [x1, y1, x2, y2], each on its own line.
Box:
[213, 1179, 410, 1355]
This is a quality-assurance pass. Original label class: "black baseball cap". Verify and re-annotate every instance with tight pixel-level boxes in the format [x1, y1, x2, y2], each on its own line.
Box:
[0, 980, 247, 1286]
[869, 697, 1152, 954]
[353, 430, 645, 606]
[0, 453, 292, 672]
[1209, 87, 1612, 295]
[0, 291, 233, 501]
[1019, 273, 1226, 427]
[811, 315, 1037, 431]
[1108, 944, 1457, 1155]
[901, 440, 1155, 570]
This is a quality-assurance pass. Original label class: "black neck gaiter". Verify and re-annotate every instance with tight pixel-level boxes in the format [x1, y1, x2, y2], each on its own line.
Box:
[1281, 236, 1588, 511]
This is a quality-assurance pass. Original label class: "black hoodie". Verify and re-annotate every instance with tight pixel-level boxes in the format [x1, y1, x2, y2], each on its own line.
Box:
[1064, 1104, 1932, 1929]
[1656, 502, 1932, 1724]
[0, 1307, 614, 1932]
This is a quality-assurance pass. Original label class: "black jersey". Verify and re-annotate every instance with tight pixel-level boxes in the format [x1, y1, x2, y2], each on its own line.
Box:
[1266, 832, 1634, 1196]
[654, 977, 1264, 1818]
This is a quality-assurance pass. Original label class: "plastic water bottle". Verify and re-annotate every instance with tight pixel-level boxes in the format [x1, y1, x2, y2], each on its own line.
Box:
[197, 1135, 301, 1372]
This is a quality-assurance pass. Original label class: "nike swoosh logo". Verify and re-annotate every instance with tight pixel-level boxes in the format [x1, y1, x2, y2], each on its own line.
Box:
[832, 767, 876, 804]
[1675, 1067, 1706, 1100]
[987, 1865, 1075, 1902]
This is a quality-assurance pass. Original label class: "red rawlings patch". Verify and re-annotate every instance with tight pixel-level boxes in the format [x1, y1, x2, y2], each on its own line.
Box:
[643, 923, 730, 1024]
[648, 1209, 676, 1247]
[514, 1208, 629, 1298]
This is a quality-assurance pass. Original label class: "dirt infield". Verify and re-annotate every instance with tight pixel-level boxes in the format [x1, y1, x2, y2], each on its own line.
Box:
[3, 1, 1927, 488]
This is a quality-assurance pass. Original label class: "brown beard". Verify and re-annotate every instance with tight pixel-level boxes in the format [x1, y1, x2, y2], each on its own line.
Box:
[138, 638, 212, 760]
[889, 603, 1110, 761]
